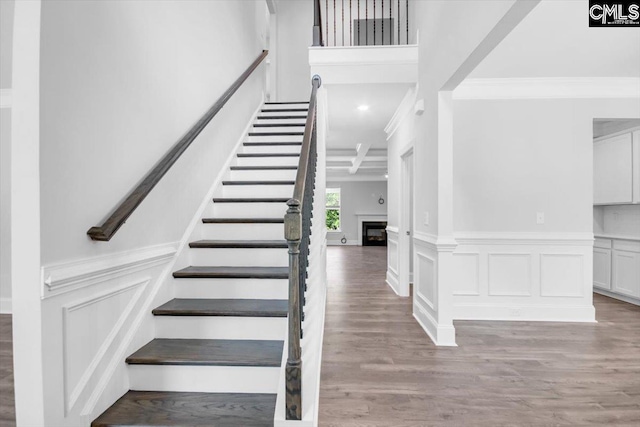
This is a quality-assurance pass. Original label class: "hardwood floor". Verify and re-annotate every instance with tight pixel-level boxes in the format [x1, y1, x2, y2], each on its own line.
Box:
[0, 314, 15, 427]
[318, 246, 640, 426]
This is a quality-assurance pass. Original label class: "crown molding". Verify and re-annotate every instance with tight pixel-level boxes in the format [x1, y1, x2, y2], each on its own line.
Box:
[453, 77, 640, 100]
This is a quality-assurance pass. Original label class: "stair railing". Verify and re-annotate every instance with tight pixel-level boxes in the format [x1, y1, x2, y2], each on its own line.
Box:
[284, 75, 321, 420]
[314, 0, 410, 47]
[87, 50, 269, 241]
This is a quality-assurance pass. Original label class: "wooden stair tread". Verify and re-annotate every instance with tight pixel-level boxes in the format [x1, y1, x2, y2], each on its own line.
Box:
[253, 123, 305, 127]
[222, 180, 294, 185]
[92, 391, 276, 427]
[260, 108, 308, 112]
[243, 141, 302, 146]
[230, 165, 297, 170]
[264, 101, 308, 105]
[173, 266, 288, 279]
[189, 240, 287, 248]
[212, 197, 289, 203]
[126, 339, 283, 366]
[153, 299, 287, 317]
[202, 218, 284, 224]
[237, 153, 300, 157]
[256, 115, 307, 120]
[248, 131, 304, 136]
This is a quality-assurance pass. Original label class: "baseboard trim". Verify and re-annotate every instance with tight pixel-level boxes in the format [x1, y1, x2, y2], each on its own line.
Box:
[385, 271, 401, 297]
[413, 303, 457, 347]
[0, 297, 11, 314]
[594, 289, 640, 306]
[453, 303, 596, 322]
[327, 239, 358, 246]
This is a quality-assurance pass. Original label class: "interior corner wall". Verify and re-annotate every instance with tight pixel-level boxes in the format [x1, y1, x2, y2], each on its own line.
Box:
[0, 109, 11, 312]
[450, 97, 640, 321]
[409, 0, 517, 345]
[275, 0, 313, 101]
[326, 180, 388, 245]
[39, 0, 267, 266]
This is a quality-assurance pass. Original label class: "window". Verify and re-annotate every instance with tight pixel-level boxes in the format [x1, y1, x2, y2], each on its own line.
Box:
[325, 188, 341, 231]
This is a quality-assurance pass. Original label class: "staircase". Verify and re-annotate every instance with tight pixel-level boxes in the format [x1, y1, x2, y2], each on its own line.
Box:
[92, 102, 309, 426]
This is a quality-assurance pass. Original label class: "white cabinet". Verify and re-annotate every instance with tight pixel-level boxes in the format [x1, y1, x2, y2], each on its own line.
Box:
[611, 240, 640, 298]
[594, 237, 640, 302]
[594, 133, 634, 205]
[593, 247, 612, 290]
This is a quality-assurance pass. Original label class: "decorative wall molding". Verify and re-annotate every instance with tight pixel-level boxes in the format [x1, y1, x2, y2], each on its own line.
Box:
[0, 88, 11, 108]
[453, 77, 640, 100]
[41, 243, 178, 298]
[452, 234, 595, 322]
[384, 87, 417, 140]
[454, 232, 594, 246]
[63, 279, 148, 414]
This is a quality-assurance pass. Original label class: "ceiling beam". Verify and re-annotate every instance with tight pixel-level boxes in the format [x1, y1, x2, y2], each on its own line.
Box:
[349, 141, 373, 174]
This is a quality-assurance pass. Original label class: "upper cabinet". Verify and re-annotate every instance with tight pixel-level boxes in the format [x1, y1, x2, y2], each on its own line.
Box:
[594, 129, 640, 205]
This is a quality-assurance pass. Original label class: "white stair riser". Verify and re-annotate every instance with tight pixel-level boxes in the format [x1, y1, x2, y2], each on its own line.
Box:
[200, 223, 284, 240]
[258, 111, 307, 118]
[174, 278, 288, 300]
[213, 202, 288, 218]
[189, 247, 288, 266]
[236, 156, 299, 166]
[251, 126, 305, 134]
[155, 316, 287, 340]
[246, 135, 303, 143]
[229, 169, 297, 181]
[222, 185, 294, 198]
[242, 144, 301, 154]
[254, 119, 307, 126]
[128, 365, 280, 393]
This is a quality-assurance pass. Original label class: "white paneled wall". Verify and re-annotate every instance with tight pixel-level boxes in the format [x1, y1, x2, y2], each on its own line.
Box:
[451, 234, 595, 322]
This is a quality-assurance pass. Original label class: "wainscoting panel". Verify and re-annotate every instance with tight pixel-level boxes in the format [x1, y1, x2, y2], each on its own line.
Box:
[540, 254, 584, 297]
[452, 233, 595, 322]
[415, 251, 436, 309]
[488, 253, 532, 296]
[39, 242, 179, 426]
[386, 227, 400, 295]
[452, 253, 480, 296]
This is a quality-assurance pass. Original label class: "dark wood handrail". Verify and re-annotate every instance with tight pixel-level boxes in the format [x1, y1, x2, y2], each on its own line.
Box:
[284, 75, 321, 420]
[87, 50, 269, 241]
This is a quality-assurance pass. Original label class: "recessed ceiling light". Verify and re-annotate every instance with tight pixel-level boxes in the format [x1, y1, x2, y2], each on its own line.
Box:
[357, 105, 369, 111]
[384, 174, 389, 179]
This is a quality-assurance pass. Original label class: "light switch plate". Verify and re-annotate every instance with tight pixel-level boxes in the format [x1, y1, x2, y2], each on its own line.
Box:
[536, 212, 545, 224]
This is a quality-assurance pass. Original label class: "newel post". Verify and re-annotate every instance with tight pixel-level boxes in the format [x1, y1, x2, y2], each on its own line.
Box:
[285, 199, 302, 420]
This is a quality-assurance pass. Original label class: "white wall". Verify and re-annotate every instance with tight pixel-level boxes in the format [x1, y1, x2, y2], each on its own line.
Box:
[275, 0, 313, 101]
[450, 97, 640, 322]
[0, 0, 14, 313]
[326, 180, 387, 245]
[17, 1, 270, 425]
[0, 109, 10, 312]
[39, 0, 266, 265]
[0, 0, 14, 88]
[594, 205, 640, 238]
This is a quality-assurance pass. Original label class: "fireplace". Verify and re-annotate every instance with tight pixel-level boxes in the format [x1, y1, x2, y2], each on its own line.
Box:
[362, 221, 388, 246]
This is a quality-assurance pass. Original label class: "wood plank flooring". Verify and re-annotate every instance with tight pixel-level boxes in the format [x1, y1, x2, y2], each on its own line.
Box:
[318, 246, 640, 426]
[0, 314, 15, 427]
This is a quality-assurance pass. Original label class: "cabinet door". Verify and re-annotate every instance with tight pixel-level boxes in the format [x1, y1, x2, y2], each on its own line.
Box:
[612, 249, 640, 298]
[593, 248, 612, 290]
[594, 133, 633, 204]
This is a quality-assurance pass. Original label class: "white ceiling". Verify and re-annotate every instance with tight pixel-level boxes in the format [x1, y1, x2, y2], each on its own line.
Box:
[469, 0, 640, 79]
[324, 83, 412, 179]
